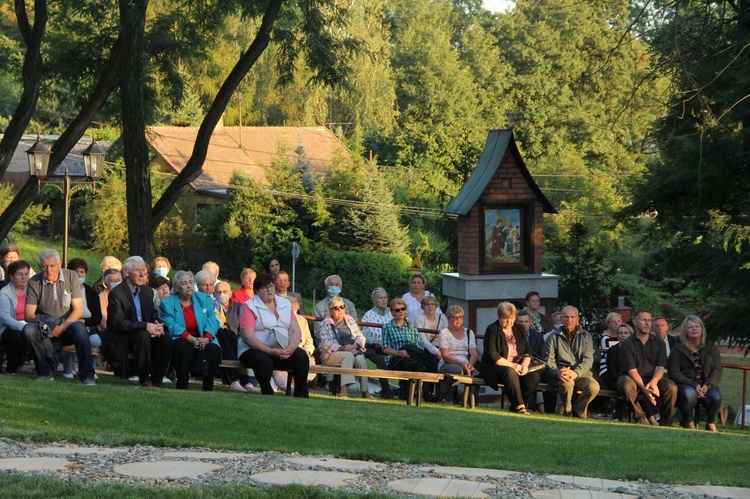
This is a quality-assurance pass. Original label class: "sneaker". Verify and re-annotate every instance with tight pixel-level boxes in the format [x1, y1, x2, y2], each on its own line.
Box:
[162, 377, 172, 384]
[82, 378, 96, 386]
[128, 376, 139, 383]
[35, 374, 55, 381]
[244, 383, 260, 393]
[63, 373, 75, 379]
[229, 381, 246, 393]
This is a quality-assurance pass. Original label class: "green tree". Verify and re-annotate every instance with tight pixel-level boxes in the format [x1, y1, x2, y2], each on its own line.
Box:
[550, 221, 611, 330]
[495, 0, 664, 241]
[340, 162, 410, 254]
[626, 0, 750, 346]
[217, 170, 303, 275]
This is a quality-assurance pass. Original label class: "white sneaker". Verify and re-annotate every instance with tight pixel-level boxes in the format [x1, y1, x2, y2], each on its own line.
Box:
[228, 381, 246, 393]
[244, 383, 260, 393]
[63, 373, 75, 379]
[128, 376, 139, 383]
[162, 377, 172, 384]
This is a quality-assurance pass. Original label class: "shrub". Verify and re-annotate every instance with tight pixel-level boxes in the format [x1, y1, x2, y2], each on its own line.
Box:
[303, 248, 412, 312]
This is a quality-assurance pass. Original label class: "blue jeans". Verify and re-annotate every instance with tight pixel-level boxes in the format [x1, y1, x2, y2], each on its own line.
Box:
[23, 322, 95, 381]
[677, 384, 722, 424]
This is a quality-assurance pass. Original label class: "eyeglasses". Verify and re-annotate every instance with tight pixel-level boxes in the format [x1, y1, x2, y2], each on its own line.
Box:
[262, 284, 275, 291]
[392, 307, 407, 313]
[424, 302, 437, 307]
[329, 305, 345, 311]
[449, 316, 464, 320]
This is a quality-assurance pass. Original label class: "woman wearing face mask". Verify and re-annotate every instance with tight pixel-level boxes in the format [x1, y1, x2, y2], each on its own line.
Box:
[64, 258, 103, 377]
[149, 256, 172, 288]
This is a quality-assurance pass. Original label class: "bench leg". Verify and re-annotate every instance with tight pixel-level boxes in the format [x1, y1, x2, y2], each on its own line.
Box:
[470, 384, 479, 409]
[406, 380, 416, 406]
[416, 380, 423, 407]
[286, 371, 293, 396]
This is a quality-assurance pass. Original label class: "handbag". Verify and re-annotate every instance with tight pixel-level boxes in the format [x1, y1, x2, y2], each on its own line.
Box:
[190, 345, 209, 377]
[267, 327, 290, 349]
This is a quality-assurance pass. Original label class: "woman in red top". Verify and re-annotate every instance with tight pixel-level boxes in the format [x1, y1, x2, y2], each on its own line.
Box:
[230, 268, 256, 304]
[160, 270, 221, 390]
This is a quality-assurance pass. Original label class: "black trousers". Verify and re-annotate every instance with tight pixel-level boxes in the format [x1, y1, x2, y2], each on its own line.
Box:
[0, 329, 26, 373]
[238, 347, 309, 397]
[364, 346, 392, 394]
[484, 364, 541, 408]
[172, 338, 221, 391]
[101, 330, 173, 385]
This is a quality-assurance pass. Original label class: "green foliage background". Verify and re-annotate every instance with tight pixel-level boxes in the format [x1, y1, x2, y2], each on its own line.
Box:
[2, 0, 749, 344]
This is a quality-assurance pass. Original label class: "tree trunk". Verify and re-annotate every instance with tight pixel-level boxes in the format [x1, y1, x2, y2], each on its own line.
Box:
[0, 0, 47, 178]
[119, 0, 155, 260]
[150, 0, 284, 230]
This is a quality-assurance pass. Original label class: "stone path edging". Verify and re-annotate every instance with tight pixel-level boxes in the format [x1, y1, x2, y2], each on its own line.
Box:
[1, 438, 748, 498]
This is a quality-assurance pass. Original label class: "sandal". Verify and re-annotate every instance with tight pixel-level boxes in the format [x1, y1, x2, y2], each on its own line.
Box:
[511, 406, 530, 415]
[706, 423, 717, 433]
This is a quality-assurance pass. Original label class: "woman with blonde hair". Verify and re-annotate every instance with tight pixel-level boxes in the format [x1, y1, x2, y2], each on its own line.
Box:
[668, 315, 723, 431]
[231, 268, 256, 304]
[479, 301, 540, 414]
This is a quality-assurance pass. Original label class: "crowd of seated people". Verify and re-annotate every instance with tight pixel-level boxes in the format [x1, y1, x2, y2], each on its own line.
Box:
[0, 249, 726, 430]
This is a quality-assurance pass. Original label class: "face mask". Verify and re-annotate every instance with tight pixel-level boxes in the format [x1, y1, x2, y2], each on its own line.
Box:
[110, 281, 120, 290]
[327, 285, 341, 297]
[154, 267, 169, 278]
[79, 277, 85, 284]
[216, 293, 229, 305]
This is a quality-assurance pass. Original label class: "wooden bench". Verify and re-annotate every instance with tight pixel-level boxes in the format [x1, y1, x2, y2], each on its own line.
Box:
[220, 360, 444, 407]
[443, 373, 624, 410]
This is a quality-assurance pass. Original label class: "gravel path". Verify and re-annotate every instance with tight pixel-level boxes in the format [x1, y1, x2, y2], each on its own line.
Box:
[1, 437, 737, 498]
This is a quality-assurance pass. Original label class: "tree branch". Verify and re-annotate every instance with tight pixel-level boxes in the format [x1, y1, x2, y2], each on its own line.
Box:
[0, 0, 47, 178]
[150, 0, 285, 230]
[0, 35, 123, 242]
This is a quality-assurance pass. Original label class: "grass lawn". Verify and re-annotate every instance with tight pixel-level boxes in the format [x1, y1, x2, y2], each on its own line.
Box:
[1, 373, 749, 489]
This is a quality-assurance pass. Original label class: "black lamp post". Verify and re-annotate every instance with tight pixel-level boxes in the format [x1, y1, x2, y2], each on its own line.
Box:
[26, 137, 105, 265]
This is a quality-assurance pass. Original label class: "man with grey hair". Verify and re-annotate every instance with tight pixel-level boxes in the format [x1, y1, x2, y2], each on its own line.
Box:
[103, 255, 172, 387]
[312, 275, 357, 336]
[24, 249, 96, 384]
[194, 269, 216, 295]
[542, 305, 599, 418]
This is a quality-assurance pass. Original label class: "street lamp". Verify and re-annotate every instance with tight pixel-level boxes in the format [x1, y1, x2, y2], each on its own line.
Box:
[26, 137, 105, 265]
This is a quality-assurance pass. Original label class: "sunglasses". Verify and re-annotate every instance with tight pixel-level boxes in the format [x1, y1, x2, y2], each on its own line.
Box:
[392, 306, 407, 313]
[329, 305, 345, 311]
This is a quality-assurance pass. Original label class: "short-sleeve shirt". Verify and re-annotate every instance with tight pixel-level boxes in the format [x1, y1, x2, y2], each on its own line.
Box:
[26, 268, 82, 318]
[619, 333, 667, 383]
[438, 328, 476, 367]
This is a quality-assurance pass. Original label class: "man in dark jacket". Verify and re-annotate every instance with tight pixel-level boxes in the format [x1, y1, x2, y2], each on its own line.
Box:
[103, 256, 172, 387]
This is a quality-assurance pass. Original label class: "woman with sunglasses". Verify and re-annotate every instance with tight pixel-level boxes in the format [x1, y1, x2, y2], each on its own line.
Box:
[480, 301, 540, 414]
[382, 298, 437, 400]
[319, 296, 371, 398]
[238, 273, 309, 397]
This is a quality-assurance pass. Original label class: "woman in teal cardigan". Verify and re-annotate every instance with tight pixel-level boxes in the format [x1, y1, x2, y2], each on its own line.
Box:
[160, 270, 221, 390]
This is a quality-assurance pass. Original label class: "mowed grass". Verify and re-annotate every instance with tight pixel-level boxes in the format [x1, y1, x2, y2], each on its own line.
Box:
[1, 373, 749, 487]
[0, 474, 391, 498]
